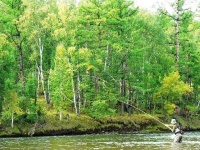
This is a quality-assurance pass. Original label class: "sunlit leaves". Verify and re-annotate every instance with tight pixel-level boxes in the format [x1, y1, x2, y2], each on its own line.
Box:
[0, 34, 9, 58]
[164, 101, 176, 115]
[1, 91, 21, 127]
[50, 44, 72, 111]
[1, 0, 199, 118]
[155, 71, 193, 104]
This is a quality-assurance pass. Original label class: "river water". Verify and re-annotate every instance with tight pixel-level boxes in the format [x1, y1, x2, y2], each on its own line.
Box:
[0, 131, 199, 150]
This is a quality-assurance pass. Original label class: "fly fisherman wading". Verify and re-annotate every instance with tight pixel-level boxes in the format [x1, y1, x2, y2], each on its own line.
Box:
[166, 119, 184, 143]
[118, 100, 184, 143]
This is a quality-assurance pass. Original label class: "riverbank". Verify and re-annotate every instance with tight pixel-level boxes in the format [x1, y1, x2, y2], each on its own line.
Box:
[0, 113, 199, 137]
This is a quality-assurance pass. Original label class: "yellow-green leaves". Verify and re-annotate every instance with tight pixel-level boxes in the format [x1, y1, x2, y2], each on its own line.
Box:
[1, 91, 21, 127]
[164, 101, 176, 116]
[161, 72, 192, 96]
[0, 34, 9, 58]
[155, 71, 192, 104]
[0, 34, 8, 45]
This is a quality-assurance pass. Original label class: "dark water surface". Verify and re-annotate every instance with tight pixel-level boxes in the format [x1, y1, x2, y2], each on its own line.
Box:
[0, 131, 199, 150]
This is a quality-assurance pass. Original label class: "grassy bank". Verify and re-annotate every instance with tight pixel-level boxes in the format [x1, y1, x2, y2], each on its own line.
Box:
[0, 113, 200, 137]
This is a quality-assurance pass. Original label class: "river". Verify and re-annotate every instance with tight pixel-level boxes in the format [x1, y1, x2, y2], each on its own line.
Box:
[0, 131, 199, 150]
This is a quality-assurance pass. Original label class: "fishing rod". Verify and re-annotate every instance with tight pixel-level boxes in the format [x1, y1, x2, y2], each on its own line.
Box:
[118, 100, 173, 131]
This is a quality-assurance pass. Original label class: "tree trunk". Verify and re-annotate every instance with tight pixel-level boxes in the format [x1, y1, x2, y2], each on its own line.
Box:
[37, 38, 49, 104]
[175, 0, 180, 68]
[120, 60, 127, 116]
[128, 84, 133, 116]
[72, 76, 78, 115]
[18, 42, 25, 93]
[77, 71, 81, 116]
[197, 101, 200, 109]
[11, 113, 14, 128]
[0, 95, 2, 116]
[104, 45, 109, 71]
[59, 110, 62, 121]
[36, 61, 40, 102]
[39, 38, 46, 102]
[67, 57, 78, 115]
[120, 76, 125, 116]
[47, 78, 50, 103]
[12, 24, 25, 94]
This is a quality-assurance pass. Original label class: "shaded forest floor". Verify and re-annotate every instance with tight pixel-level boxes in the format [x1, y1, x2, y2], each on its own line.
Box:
[0, 113, 200, 137]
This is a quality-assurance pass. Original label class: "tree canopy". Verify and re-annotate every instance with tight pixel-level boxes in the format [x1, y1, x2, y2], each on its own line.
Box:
[0, 0, 199, 126]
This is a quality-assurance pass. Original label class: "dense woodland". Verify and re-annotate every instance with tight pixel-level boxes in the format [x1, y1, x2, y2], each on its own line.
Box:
[0, 0, 200, 128]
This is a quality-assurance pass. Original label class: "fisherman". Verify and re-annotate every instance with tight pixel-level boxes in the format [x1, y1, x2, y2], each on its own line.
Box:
[167, 119, 183, 143]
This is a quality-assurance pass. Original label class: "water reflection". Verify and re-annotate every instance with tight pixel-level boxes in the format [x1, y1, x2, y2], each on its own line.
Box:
[0, 131, 199, 150]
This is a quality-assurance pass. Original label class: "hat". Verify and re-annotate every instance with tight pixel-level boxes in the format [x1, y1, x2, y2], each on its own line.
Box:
[171, 119, 177, 125]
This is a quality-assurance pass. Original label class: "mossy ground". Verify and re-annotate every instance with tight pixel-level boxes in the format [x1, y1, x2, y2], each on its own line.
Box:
[0, 112, 199, 137]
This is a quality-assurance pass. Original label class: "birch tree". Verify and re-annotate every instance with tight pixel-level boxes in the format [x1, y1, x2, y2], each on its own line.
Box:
[18, 0, 56, 104]
[2, 79, 21, 128]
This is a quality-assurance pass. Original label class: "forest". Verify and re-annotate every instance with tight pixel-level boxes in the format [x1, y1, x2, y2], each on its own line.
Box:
[0, 0, 200, 132]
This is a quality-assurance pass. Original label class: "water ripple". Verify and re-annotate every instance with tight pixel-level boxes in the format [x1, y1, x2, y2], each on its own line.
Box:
[0, 131, 199, 150]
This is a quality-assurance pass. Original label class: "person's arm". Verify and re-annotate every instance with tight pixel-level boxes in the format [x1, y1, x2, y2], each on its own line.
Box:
[172, 125, 176, 133]
[164, 124, 174, 132]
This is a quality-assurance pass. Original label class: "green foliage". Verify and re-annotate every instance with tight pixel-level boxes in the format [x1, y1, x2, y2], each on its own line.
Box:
[0, 0, 199, 123]
[163, 101, 176, 116]
[86, 100, 115, 119]
[1, 111, 12, 122]
[186, 105, 199, 115]
[1, 91, 21, 128]
[155, 72, 192, 104]
[25, 73, 37, 99]
[18, 96, 30, 113]
[26, 114, 37, 123]
[50, 44, 73, 111]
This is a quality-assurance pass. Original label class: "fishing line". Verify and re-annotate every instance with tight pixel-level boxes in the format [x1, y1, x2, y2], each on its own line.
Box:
[118, 100, 173, 131]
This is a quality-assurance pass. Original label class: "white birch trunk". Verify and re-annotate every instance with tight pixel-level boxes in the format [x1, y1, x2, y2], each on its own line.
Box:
[36, 61, 40, 100]
[11, 113, 14, 128]
[37, 38, 47, 103]
[67, 57, 78, 115]
[59, 110, 62, 121]
[71, 77, 78, 115]
[77, 72, 81, 115]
